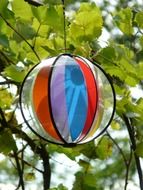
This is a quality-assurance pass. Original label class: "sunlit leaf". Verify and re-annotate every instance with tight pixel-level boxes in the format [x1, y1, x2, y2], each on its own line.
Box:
[125, 75, 139, 87]
[12, 0, 33, 21]
[4, 65, 26, 82]
[0, 88, 13, 109]
[49, 184, 68, 190]
[24, 172, 36, 181]
[114, 8, 133, 35]
[96, 136, 113, 160]
[78, 159, 91, 172]
[135, 12, 143, 29]
[111, 120, 120, 130]
[69, 3, 103, 42]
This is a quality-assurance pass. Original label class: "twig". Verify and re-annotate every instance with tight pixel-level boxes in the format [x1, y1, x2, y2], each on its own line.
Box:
[124, 147, 133, 190]
[106, 131, 128, 165]
[39, 144, 51, 190]
[61, 0, 67, 52]
[13, 151, 25, 190]
[0, 81, 20, 86]
[0, 51, 15, 65]
[123, 115, 143, 190]
[33, 23, 41, 49]
[11, 127, 51, 189]
[0, 13, 41, 62]
[9, 153, 43, 173]
[0, 107, 8, 127]
[106, 130, 133, 190]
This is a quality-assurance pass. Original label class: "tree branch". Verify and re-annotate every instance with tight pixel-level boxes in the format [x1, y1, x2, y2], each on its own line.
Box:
[0, 107, 8, 129]
[61, 0, 67, 52]
[106, 130, 128, 165]
[123, 115, 143, 190]
[124, 147, 133, 190]
[0, 80, 20, 86]
[39, 144, 51, 190]
[106, 130, 133, 190]
[33, 23, 41, 48]
[11, 127, 51, 189]
[10, 153, 43, 173]
[13, 151, 25, 190]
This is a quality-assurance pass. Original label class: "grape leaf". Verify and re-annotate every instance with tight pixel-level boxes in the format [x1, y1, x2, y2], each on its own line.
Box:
[69, 3, 103, 42]
[0, 129, 17, 155]
[114, 8, 133, 35]
[96, 136, 113, 160]
[4, 65, 26, 82]
[0, 88, 13, 109]
[12, 0, 33, 21]
[135, 12, 143, 29]
[0, 34, 9, 47]
[135, 142, 143, 158]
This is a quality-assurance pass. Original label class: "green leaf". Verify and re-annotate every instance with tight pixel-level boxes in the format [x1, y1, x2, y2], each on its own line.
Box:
[96, 136, 113, 160]
[0, 129, 17, 155]
[125, 75, 139, 87]
[139, 36, 143, 47]
[114, 8, 133, 35]
[74, 141, 97, 159]
[12, 0, 33, 21]
[78, 159, 91, 171]
[135, 12, 143, 29]
[32, 5, 60, 25]
[4, 65, 26, 82]
[106, 67, 126, 80]
[0, 34, 9, 47]
[111, 120, 120, 130]
[0, 0, 14, 19]
[13, 20, 36, 42]
[24, 172, 36, 181]
[83, 173, 97, 188]
[135, 142, 143, 158]
[95, 46, 116, 66]
[138, 62, 143, 80]
[0, 88, 13, 109]
[69, 3, 103, 42]
[0, 0, 8, 13]
[49, 184, 68, 190]
[31, 5, 63, 32]
[42, 45, 57, 56]
[73, 172, 97, 190]
[31, 5, 48, 23]
[48, 143, 80, 160]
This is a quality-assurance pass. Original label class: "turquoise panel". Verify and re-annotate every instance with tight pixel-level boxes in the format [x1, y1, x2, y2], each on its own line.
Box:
[65, 61, 88, 141]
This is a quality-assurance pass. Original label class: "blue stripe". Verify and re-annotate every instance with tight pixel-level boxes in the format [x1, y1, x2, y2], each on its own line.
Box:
[65, 59, 88, 141]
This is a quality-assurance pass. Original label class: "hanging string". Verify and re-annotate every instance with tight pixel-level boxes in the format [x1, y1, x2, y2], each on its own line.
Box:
[61, 0, 67, 52]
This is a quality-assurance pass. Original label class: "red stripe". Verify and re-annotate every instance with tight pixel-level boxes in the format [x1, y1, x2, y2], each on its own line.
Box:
[75, 57, 98, 140]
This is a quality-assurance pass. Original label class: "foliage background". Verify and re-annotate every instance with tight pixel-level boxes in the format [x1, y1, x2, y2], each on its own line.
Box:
[0, 0, 143, 190]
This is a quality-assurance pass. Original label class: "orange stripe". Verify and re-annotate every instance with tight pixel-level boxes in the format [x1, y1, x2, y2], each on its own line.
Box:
[32, 65, 61, 141]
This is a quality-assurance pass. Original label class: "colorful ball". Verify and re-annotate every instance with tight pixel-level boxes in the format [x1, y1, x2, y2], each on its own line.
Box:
[20, 54, 115, 146]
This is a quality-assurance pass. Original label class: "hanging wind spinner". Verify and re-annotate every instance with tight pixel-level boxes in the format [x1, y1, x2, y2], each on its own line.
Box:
[20, 54, 116, 146]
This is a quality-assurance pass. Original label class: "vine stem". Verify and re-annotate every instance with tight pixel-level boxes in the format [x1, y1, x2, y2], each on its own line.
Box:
[107, 130, 133, 190]
[61, 0, 67, 52]
[0, 13, 41, 62]
[123, 115, 143, 190]
[13, 151, 25, 190]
